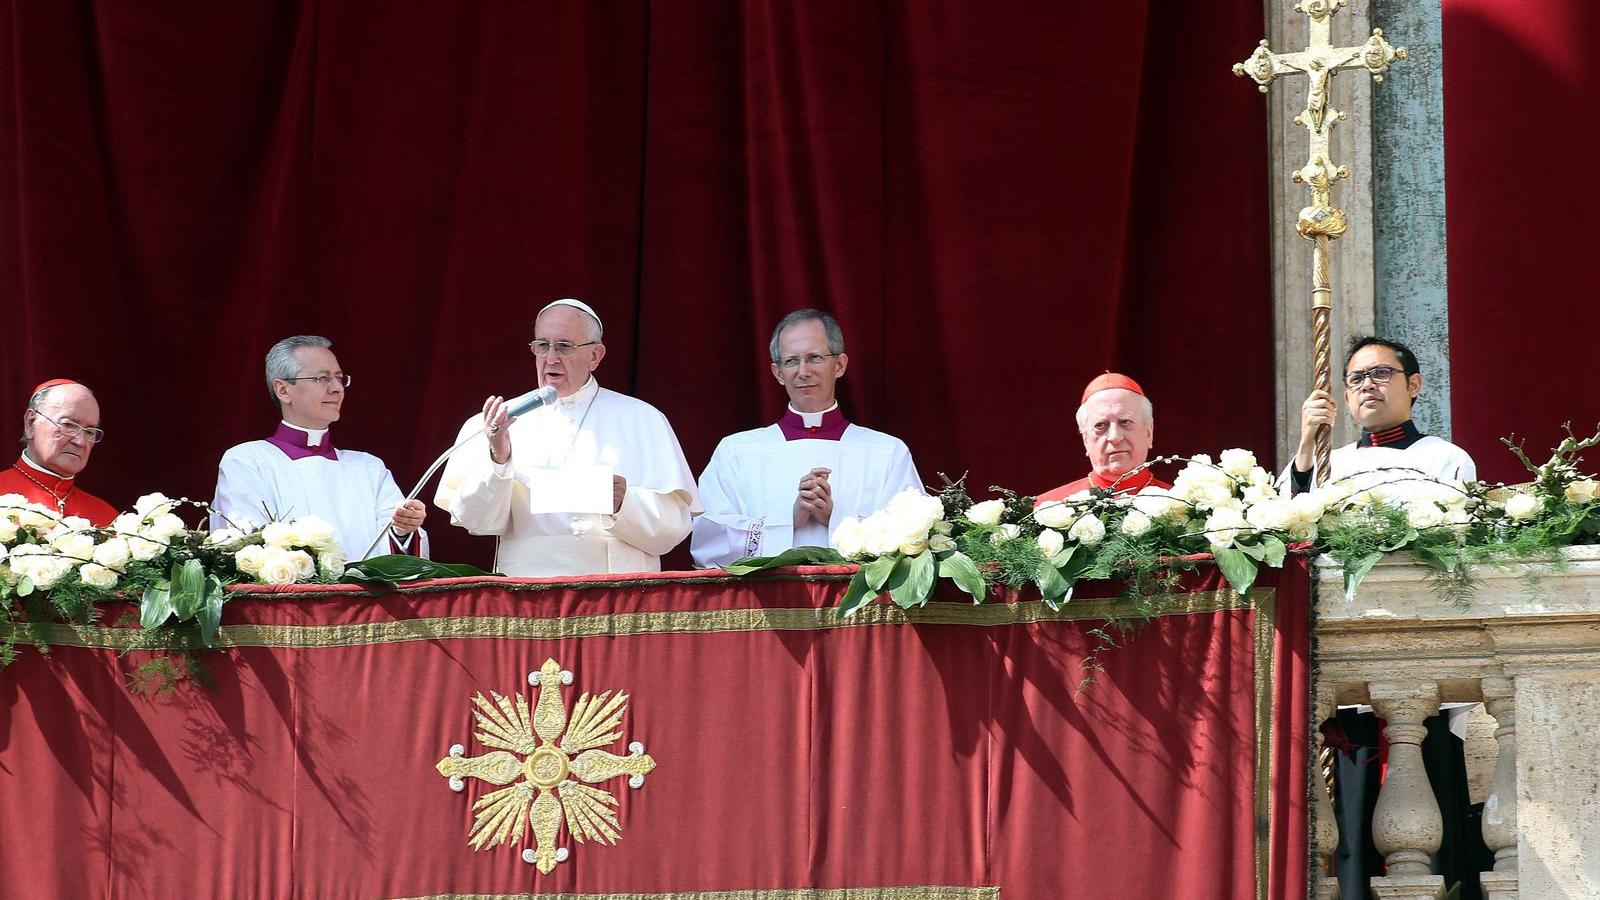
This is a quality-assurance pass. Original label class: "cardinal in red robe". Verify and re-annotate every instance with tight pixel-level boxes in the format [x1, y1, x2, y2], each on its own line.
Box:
[1037, 372, 1170, 503]
[0, 379, 117, 525]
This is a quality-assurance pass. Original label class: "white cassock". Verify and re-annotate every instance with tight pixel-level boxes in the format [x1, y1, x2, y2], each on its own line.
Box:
[435, 377, 700, 577]
[211, 422, 423, 561]
[690, 405, 924, 568]
[1282, 421, 1477, 495]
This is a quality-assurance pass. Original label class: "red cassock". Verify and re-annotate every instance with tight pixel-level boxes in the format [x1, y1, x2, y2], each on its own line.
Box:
[0, 457, 118, 526]
[1036, 466, 1171, 503]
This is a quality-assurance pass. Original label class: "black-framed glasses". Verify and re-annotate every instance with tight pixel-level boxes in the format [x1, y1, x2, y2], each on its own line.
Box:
[777, 353, 840, 371]
[33, 410, 105, 444]
[282, 374, 352, 388]
[1344, 365, 1401, 389]
[529, 340, 599, 357]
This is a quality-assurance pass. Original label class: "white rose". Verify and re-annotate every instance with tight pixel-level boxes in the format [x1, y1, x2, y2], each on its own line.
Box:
[1068, 514, 1106, 547]
[863, 515, 901, 556]
[60, 515, 92, 533]
[1219, 448, 1257, 478]
[1036, 528, 1065, 558]
[133, 492, 177, 518]
[831, 517, 866, 558]
[1242, 482, 1279, 506]
[77, 562, 119, 589]
[143, 513, 186, 540]
[1566, 479, 1599, 504]
[0, 517, 16, 543]
[254, 550, 299, 586]
[111, 513, 144, 536]
[51, 532, 95, 561]
[261, 521, 296, 549]
[1120, 509, 1153, 536]
[0, 492, 28, 511]
[897, 533, 929, 556]
[1244, 498, 1296, 533]
[289, 515, 338, 552]
[965, 500, 1005, 526]
[317, 549, 348, 578]
[1248, 466, 1275, 490]
[127, 533, 167, 561]
[286, 549, 316, 581]
[928, 533, 957, 554]
[1504, 493, 1543, 521]
[1034, 500, 1076, 529]
[1132, 488, 1188, 525]
[91, 537, 131, 571]
[988, 523, 1022, 544]
[1291, 493, 1327, 526]
[18, 504, 59, 531]
[235, 544, 269, 577]
[204, 528, 246, 547]
[1204, 507, 1251, 549]
[1406, 502, 1447, 530]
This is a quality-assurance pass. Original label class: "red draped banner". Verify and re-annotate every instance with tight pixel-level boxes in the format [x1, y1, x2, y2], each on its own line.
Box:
[0, 560, 1308, 898]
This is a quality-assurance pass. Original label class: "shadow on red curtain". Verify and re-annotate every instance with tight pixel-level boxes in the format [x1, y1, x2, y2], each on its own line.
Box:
[0, 1, 1272, 568]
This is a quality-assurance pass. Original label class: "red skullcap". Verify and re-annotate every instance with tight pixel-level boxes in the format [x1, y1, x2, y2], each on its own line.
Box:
[1080, 372, 1145, 405]
[30, 378, 81, 399]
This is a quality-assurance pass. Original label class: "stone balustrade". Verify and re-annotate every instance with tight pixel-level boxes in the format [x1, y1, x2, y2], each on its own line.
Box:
[1311, 544, 1600, 899]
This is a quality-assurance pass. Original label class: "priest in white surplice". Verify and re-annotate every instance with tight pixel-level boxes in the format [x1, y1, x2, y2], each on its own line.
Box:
[691, 309, 924, 568]
[1284, 335, 1476, 495]
[435, 299, 699, 577]
[211, 335, 428, 560]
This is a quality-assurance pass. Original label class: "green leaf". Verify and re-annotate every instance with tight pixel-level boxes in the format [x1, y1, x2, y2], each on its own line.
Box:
[836, 569, 877, 617]
[341, 555, 492, 588]
[1034, 560, 1072, 609]
[721, 545, 847, 575]
[1343, 551, 1385, 601]
[888, 550, 936, 609]
[1214, 547, 1259, 596]
[169, 559, 206, 620]
[938, 551, 988, 604]
[1258, 535, 1287, 568]
[1379, 526, 1419, 553]
[861, 554, 898, 593]
[14, 575, 34, 598]
[197, 576, 225, 647]
[1410, 542, 1458, 574]
[139, 582, 175, 630]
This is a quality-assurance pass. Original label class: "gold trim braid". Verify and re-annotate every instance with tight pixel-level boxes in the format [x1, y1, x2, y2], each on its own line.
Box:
[3, 590, 1258, 651]
[391, 888, 1000, 900]
[1251, 590, 1279, 900]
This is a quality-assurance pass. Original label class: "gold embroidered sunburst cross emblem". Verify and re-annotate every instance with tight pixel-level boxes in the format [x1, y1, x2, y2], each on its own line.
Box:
[435, 658, 657, 873]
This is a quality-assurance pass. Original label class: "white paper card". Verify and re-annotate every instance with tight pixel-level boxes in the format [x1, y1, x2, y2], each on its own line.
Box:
[526, 464, 614, 515]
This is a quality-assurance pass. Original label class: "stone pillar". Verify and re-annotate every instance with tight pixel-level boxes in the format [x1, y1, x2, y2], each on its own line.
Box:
[1510, 672, 1600, 899]
[1478, 675, 1519, 899]
[1368, 681, 1445, 900]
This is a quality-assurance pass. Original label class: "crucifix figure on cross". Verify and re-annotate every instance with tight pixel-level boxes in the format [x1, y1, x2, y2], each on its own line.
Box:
[1234, 0, 1405, 486]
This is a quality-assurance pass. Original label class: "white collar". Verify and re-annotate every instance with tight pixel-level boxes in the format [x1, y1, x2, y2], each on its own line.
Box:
[788, 402, 838, 428]
[557, 376, 601, 409]
[281, 420, 330, 446]
[19, 449, 72, 480]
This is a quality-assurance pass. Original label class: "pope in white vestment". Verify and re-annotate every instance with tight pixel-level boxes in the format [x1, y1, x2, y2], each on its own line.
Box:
[690, 308, 924, 568]
[434, 299, 699, 577]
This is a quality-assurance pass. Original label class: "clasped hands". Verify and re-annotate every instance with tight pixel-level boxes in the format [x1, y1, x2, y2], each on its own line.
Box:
[793, 467, 833, 526]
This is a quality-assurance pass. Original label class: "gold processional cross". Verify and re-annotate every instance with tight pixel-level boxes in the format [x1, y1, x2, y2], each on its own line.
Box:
[1234, 0, 1405, 484]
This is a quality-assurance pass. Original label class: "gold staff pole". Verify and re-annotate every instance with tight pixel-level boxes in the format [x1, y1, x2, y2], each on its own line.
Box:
[1235, 0, 1405, 485]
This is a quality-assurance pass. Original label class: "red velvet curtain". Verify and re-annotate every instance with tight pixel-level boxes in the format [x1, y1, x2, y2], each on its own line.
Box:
[1, 1, 1272, 566]
[1444, 1, 1600, 483]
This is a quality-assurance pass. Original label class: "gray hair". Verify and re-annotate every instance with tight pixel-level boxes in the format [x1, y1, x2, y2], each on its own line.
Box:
[22, 382, 96, 442]
[1075, 390, 1154, 433]
[768, 309, 845, 362]
[265, 335, 332, 405]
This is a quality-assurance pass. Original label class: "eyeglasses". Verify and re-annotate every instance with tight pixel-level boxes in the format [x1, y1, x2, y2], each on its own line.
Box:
[776, 353, 840, 371]
[529, 340, 599, 357]
[1344, 365, 1402, 389]
[282, 374, 353, 388]
[33, 410, 105, 444]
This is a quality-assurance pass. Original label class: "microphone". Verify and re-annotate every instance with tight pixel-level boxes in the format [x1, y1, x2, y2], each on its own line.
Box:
[358, 386, 556, 560]
[506, 385, 558, 418]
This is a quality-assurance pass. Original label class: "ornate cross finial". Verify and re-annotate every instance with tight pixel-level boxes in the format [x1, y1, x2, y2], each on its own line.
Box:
[1235, 1, 1405, 485]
